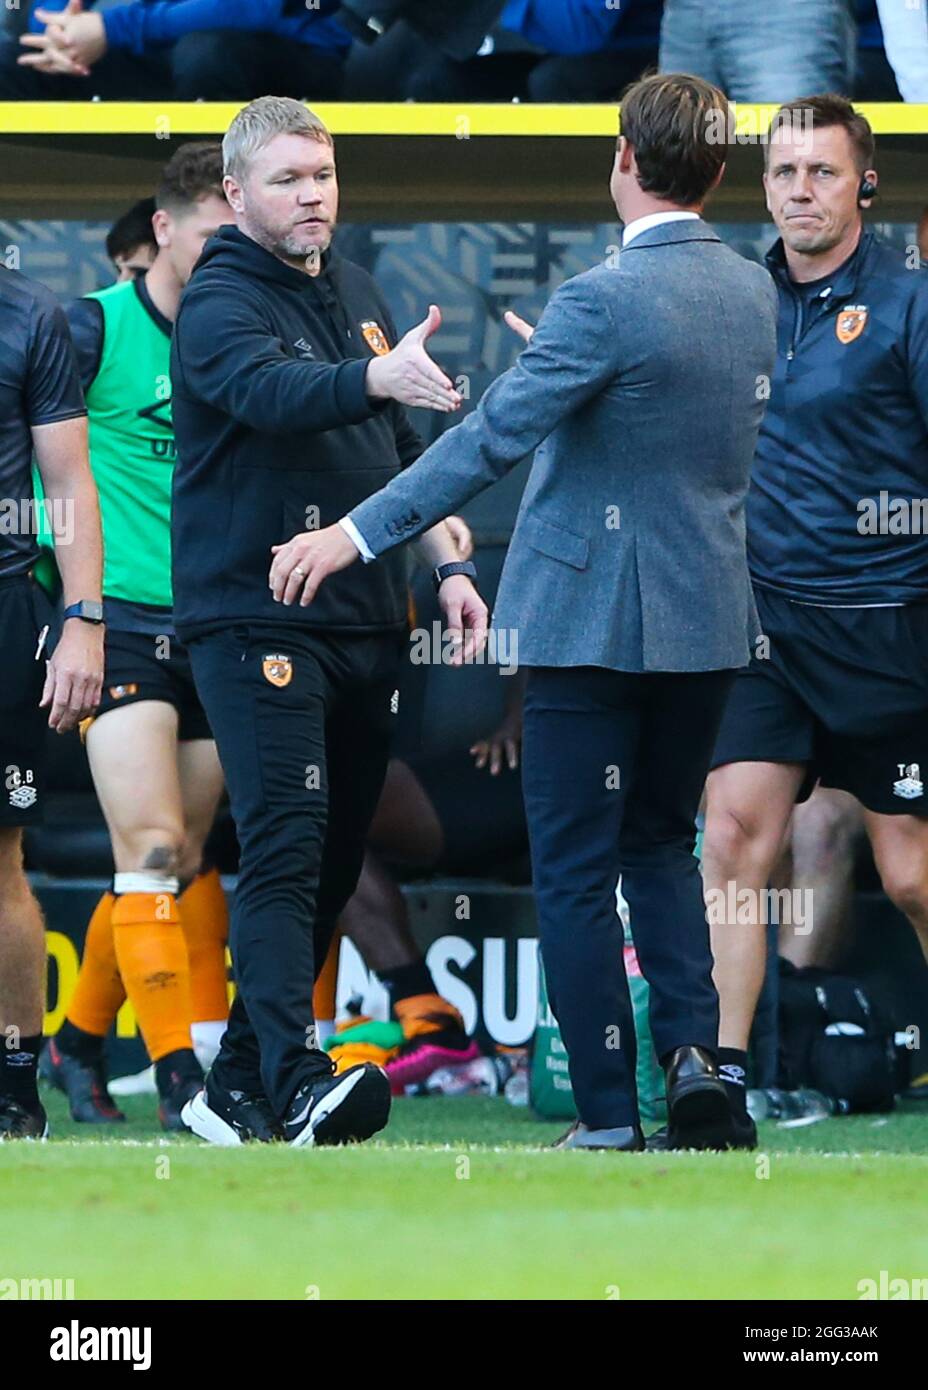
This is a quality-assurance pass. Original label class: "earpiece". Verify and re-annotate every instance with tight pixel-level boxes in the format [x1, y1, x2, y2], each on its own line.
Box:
[858, 175, 878, 204]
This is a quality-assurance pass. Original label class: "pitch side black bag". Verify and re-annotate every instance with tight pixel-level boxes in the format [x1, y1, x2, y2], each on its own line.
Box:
[777, 960, 896, 1113]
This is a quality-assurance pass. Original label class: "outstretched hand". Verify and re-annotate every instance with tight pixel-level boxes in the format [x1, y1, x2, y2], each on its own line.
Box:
[504, 309, 535, 343]
[365, 304, 462, 413]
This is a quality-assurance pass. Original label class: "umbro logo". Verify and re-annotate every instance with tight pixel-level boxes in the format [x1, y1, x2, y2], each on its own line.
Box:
[137, 399, 172, 428]
[293, 338, 315, 359]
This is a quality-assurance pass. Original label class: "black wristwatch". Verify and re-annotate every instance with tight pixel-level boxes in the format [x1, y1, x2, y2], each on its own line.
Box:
[432, 560, 477, 593]
[62, 600, 104, 626]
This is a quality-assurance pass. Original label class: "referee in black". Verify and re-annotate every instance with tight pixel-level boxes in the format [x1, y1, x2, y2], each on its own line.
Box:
[171, 97, 487, 1147]
[702, 96, 928, 1147]
[0, 261, 104, 1138]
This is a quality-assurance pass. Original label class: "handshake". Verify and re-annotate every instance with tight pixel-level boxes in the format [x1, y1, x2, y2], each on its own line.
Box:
[18, 2, 108, 79]
[367, 302, 534, 414]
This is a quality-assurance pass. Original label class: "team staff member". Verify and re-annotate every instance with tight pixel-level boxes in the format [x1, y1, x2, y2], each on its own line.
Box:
[0, 266, 104, 1139]
[40, 144, 233, 1132]
[702, 96, 928, 1147]
[172, 97, 486, 1147]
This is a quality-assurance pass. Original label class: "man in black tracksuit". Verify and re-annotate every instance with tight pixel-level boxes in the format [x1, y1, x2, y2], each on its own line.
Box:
[171, 97, 486, 1148]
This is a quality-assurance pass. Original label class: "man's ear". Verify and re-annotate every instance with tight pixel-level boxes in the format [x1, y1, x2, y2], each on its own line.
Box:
[761, 170, 773, 216]
[617, 135, 635, 176]
[223, 173, 244, 216]
[152, 208, 172, 250]
[859, 168, 878, 206]
[708, 161, 726, 195]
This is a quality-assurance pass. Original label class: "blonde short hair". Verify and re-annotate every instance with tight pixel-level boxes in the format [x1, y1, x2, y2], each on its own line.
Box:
[223, 96, 333, 183]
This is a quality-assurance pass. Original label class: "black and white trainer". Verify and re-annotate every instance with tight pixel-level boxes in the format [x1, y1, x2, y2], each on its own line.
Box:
[181, 1071, 283, 1146]
[283, 1063, 391, 1148]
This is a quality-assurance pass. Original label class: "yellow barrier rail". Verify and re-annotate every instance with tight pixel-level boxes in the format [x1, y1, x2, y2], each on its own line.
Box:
[1, 101, 927, 138]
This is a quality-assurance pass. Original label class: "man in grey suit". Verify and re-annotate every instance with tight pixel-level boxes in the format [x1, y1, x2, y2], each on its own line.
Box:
[269, 73, 778, 1151]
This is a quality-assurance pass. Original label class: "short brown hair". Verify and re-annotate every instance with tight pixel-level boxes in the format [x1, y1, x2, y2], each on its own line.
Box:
[766, 94, 875, 172]
[157, 142, 225, 214]
[619, 72, 730, 206]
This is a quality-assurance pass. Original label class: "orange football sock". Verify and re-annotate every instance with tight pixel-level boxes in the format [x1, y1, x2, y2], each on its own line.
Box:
[179, 867, 230, 1024]
[313, 928, 341, 1028]
[66, 891, 126, 1037]
[111, 891, 193, 1062]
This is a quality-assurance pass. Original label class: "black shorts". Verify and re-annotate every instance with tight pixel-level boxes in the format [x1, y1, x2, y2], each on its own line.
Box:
[0, 576, 51, 827]
[711, 587, 928, 815]
[94, 628, 212, 742]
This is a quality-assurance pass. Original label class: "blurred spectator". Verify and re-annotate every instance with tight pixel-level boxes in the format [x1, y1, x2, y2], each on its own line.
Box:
[402, 0, 662, 103]
[336, 0, 506, 62]
[105, 196, 158, 282]
[872, 0, 928, 102]
[659, 0, 857, 101]
[0, 0, 350, 101]
[855, 1, 901, 100]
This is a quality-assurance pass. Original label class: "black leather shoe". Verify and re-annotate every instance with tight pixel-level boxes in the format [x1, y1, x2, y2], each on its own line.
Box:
[552, 1120, 645, 1151]
[663, 1045, 734, 1151]
[647, 1108, 759, 1152]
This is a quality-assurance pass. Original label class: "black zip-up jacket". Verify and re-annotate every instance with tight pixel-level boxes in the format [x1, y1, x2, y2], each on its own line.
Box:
[170, 226, 422, 639]
[748, 231, 928, 605]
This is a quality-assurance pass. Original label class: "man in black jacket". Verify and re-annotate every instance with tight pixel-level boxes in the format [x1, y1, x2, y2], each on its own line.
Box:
[171, 96, 487, 1148]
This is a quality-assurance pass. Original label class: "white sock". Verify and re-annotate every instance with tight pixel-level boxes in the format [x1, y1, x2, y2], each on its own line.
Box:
[191, 1019, 227, 1071]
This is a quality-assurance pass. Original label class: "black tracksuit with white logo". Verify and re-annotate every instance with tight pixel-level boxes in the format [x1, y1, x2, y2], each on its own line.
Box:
[171, 227, 422, 1113]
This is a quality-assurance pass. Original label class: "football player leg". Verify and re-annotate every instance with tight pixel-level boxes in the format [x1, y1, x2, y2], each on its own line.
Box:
[864, 810, 928, 960]
[864, 811, 928, 1095]
[0, 828, 49, 1139]
[176, 737, 228, 1070]
[42, 883, 127, 1124]
[86, 699, 203, 1130]
[702, 759, 805, 1138]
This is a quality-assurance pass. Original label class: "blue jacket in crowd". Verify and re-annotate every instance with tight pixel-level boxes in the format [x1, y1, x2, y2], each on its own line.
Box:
[500, 0, 663, 54]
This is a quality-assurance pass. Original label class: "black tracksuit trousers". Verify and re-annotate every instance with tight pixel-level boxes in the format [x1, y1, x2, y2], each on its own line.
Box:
[187, 622, 402, 1118]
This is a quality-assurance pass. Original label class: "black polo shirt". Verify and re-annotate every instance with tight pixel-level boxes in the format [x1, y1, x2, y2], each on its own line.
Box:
[747, 231, 928, 605]
[0, 266, 85, 579]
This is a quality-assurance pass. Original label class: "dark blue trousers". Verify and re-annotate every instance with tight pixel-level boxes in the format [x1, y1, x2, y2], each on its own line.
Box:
[522, 665, 735, 1129]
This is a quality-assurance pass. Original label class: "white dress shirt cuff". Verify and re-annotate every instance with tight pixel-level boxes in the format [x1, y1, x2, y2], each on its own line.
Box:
[338, 515, 375, 563]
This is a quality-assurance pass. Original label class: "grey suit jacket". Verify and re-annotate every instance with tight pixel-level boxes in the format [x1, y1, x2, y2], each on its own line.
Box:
[349, 219, 778, 673]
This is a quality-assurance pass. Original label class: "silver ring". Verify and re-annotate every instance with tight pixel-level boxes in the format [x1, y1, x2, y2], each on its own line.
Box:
[294, 566, 305, 578]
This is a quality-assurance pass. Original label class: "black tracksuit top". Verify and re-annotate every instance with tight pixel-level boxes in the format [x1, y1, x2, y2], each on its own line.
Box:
[170, 226, 422, 640]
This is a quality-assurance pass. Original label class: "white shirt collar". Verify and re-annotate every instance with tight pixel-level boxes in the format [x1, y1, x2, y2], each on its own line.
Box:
[621, 211, 701, 248]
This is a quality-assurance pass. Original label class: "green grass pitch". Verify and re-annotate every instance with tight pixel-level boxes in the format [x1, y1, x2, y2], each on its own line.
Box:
[1, 1091, 926, 1300]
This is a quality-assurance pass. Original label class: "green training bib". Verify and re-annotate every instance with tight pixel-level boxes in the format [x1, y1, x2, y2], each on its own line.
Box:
[86, 280, 175, 606]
